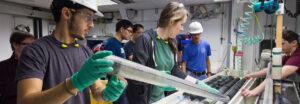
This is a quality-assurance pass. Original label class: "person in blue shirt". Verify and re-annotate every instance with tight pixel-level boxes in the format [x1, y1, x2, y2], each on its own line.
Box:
[181, 21, 212, 80]
[104, 19, 133, 104]
[105, 20, 133, 58]
[124, 24, 144, 60]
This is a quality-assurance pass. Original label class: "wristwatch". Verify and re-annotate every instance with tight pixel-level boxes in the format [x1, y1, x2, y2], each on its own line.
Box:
[207, 72, 212, 75]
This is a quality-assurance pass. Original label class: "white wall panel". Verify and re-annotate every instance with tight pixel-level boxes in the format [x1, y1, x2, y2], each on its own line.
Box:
[0, 14, 13, 61]
[42, 19, 50, 36]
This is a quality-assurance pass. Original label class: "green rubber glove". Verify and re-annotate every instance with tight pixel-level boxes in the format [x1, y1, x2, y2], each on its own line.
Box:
[158, 86, 176, 91]
[197, 81, 220, 93]
[71, 51, 114, 91]
[158, 71, 176, 91]
[102, 75, 126, 102]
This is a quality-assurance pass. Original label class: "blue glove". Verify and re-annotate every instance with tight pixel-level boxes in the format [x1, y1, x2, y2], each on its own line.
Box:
[102, 75, 126, 102]
[158, 71, 176, 91]
[197, 81, 219, 93]
[71, 51, 114, 91]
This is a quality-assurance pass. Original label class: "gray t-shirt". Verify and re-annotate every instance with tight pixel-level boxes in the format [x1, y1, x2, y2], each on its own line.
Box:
[16, 35, 92, 104]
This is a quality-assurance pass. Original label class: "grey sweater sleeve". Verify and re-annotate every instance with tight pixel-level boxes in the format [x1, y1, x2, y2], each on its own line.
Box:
[133, 33, 150, 65]
[131, 33, 152, 85]
[171, 38, 187, 79]
[171, 63, 187, 79]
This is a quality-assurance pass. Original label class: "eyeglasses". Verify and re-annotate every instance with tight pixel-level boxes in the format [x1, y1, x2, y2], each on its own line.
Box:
[77, 11, 94, 23]
[69, 8, 94, 24]
[125, 28, 133, 34]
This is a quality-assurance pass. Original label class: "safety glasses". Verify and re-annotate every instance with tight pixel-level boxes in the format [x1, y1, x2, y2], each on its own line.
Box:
[69, 8, 94, 24]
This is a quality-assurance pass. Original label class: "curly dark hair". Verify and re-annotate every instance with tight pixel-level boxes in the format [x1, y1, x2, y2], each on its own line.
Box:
[115, 19, 133, 32]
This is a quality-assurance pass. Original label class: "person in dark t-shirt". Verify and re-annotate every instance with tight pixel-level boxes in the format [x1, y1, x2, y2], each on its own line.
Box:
[241, 30, 300, 97]
[124, 24, 144, 60]
[0, 32, 34, 104]
[15, 0, 126, 104]
[105, 20, 133, 58]
[104, 19, 133, 104]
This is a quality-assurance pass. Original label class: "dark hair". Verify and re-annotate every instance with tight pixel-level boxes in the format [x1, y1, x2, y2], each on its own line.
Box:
[133, 24, 144, 33]
[116, 20, 133, 32]
[10, 31, 35, 51]
[283, 30, 299, 45]
[50, 0, 86, 23]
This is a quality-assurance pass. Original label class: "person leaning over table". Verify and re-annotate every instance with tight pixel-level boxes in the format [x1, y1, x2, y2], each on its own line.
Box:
[241, 30, 300, 97]
[125, 2, 220, 104]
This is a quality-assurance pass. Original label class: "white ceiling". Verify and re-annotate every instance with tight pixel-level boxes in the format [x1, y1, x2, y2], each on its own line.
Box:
[100, 0, 226, 12]
[4, 0, 231, 12]
[4, 0, 52, 9]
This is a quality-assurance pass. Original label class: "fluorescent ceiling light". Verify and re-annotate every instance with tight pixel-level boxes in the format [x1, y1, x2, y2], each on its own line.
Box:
[214, 0, 231, 2]
[97, 0, 118, 6]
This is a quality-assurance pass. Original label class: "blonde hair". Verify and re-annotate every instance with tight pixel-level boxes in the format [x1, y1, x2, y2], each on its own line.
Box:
[158, 2, 189, 28]
[158, 2, 189, 53]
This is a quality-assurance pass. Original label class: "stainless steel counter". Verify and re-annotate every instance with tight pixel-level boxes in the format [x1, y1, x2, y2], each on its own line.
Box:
[154, 69, 260, 104]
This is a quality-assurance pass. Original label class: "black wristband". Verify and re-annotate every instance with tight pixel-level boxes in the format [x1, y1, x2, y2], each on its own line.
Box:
[207, 72, 212, 74]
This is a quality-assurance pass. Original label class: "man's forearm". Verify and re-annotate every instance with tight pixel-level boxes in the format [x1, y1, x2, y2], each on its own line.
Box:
[178, 51, 182, 63]
[252, 80, 266, 95]
[206, 57, 211, 77]
[181, 62, 187, 73]
[251, 68, 268, 77]
[18, 78, 78, 104]
[206, 61, 211, 73]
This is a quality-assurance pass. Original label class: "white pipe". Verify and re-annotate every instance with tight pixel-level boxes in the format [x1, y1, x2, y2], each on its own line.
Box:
[272, 48, 282, 79]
